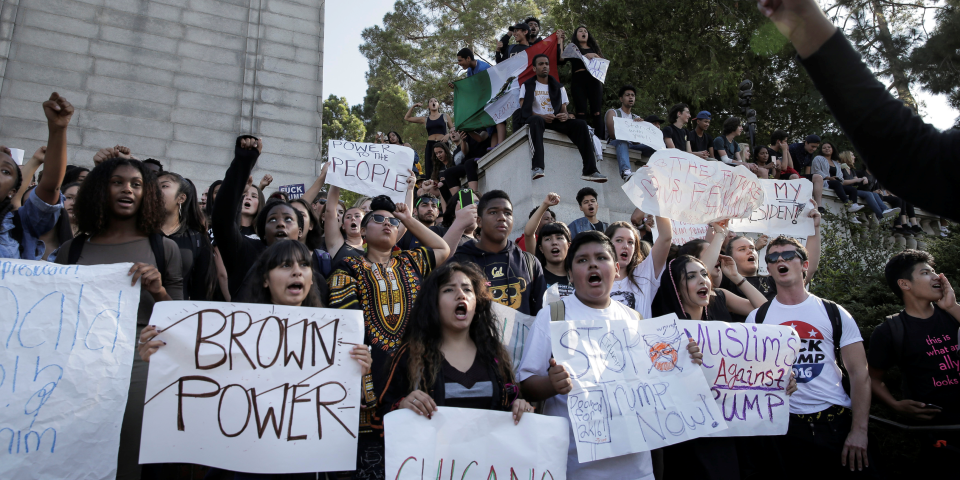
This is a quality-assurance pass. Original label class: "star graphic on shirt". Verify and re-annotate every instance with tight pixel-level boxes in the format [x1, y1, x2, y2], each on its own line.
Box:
[808, 329, 819, 338]
[787, 323, 798, 329]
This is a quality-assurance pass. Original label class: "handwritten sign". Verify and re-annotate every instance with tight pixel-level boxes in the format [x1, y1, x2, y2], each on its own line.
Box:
[327, 140, 415, 204]
[385, 407, 569, 480]
[612, 117, 666, 150]
[622, 150, 765, 225]
[677, 320, 797, 437]
[0, 260, 141, 479]
[139, 302, 364, 473]
[550, 314, 727, 462]
[561, 43, 610, 83]
[492, 302, 536, 373]
[729, 179, 814, 238]
[279, 184, 305, 200]
[651, 219, 709, 246]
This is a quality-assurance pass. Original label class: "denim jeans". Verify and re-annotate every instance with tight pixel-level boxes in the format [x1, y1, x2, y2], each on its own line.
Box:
[855, 190, 887, 219]
[609, 139, 656, 174]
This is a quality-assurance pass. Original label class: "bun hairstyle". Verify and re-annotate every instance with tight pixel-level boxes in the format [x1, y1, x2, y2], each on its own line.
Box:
[360, 195, 396, 228]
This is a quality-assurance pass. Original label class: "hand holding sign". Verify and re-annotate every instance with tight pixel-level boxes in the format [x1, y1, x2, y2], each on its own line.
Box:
[612, 118, 667, 150]
[327, 140, 415, 204]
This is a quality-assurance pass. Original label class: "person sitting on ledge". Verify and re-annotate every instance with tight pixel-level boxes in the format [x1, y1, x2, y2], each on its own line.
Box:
[519, 54, 607, 183]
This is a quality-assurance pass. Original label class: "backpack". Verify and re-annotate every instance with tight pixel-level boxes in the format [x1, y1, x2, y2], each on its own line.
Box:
[548, 300, 642, 322]
[67, 233, 167, 275]
[756, 298, 850, 395]
[313, 249, 334, 277]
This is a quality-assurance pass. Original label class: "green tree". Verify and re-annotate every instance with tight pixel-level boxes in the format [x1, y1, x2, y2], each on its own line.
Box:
[321, 94, 367, 161]
[909, 1, 960, 125]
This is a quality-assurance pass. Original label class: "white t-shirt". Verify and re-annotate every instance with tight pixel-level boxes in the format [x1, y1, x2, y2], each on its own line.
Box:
[517, 295, 654, 480]
[745, 295, 863, 414]
[610, 254, 662, 319]
[518, 81, 569, 115]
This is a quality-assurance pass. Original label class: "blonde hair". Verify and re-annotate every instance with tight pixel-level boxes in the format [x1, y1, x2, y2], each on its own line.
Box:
[738, 143, 751, 161]
[838, 150, 856, 168]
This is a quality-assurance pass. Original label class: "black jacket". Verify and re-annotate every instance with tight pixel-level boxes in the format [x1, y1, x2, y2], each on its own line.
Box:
[519, 76, 563, 124]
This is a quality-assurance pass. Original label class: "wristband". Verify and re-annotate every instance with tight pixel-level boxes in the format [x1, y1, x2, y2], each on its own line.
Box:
[736, 277, 747, 288]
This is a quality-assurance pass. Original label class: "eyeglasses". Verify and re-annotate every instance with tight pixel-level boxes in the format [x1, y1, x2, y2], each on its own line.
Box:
[315, 199, 327, 205]
[764, 250, 805, 264]
[371, 214, 401, 227]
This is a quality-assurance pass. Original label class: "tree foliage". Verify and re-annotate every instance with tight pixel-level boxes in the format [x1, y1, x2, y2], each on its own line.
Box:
[321, 94, 366, 161]
[909, 0, 960, 125]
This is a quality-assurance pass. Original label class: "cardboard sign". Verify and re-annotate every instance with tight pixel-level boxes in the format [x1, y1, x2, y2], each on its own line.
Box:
[612, 117, 667, 150]
[651, 219, 709, 246]
[385, 407, 570, 480]
[622, 150, 765, 225]
[139, 302, 364, 473]
[327, 140, 415, 204]
[0, 260, 141, 479]
[279, 184, 305, 200]
[492, 302, 536, 373]
[678, 320, 798, 437]
[561, 43, 610, 83]
[729, 179, 815, 237]
[550, 314, 727, 461]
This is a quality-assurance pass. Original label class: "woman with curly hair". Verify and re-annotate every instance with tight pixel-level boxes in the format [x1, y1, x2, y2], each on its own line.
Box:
[55, 157, 183, 480]
[379, 261, 533, 422]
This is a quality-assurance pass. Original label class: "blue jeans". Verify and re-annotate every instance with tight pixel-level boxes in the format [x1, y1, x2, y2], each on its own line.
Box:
[609, 139, 656, 174]
[856, 190, 887, 219]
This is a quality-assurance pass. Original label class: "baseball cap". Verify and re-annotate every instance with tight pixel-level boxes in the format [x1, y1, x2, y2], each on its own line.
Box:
[696, 111, 712, 119]
[805, 134, 822, 143]
[644, 115, 665, 123]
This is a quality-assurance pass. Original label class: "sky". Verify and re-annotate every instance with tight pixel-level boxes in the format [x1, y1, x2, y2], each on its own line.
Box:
[322, 1, 958, 130]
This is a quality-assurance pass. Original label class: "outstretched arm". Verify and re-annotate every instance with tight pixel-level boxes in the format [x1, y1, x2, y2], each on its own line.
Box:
[36, 93, 74, 206]
[524, 193, 559, 254]
[805, 201, 822, 284]
[13, 147, 45, 208]
[404, 103, 426, 124]
[303, 162, 329, 205]
[651, 216, 673, 277]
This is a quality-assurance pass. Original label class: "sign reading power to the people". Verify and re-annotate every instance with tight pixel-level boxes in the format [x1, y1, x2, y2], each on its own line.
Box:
[327, 140, 415, 204]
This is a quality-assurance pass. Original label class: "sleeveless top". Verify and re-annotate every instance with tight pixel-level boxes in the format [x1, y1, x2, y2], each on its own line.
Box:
[426, 114, 447, 136]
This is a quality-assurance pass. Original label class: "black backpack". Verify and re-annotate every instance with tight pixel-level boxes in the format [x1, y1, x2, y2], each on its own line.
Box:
[67, 233, 167, 275]
[756, 297, 850, 395]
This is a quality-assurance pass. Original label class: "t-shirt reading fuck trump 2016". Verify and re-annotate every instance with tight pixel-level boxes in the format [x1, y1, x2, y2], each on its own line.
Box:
[519, 81, 569, 116]
[746, 295, 862, 414]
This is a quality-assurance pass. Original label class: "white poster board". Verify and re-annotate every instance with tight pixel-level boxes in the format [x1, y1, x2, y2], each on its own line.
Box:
[492, 302, 536, 373]
[677, 320, 798, 437]
[729, 179, 815, 237]
[651, 219, 709, 246]
[140, 302, 364, 473]
[622, 150, 765, 225]
[327, 140, 415, 204]
[0, 260, 141, 479]
[550, 314, 727, 462]
[561, 43, 610, 83]
[612, 117, 667, 150]
[385, 407, 570, 479]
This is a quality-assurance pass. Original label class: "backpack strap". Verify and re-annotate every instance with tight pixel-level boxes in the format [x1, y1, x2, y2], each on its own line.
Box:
[523, 251, 537, 281]
[67, 233, 90, 265]
[755, 299, 773, 324]
[822, 299, 851, 395]
[614, 108, 622, 118]
[148, 233, 167, 277]
[884, 312, 905, 363]
[549, 300, 565, 322]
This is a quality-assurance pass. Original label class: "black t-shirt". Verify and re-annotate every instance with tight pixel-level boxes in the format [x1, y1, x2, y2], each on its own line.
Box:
[688, 130, 712, 154]
[240, 225, 258, 239]
[507, 44, 529, 59]
[788, 142, 815, 171]
[868, 306, 960, 425]
[543, 269, 574, 297]
[567, 45, 597, 72]
[663, 124, 687, 150]
[442, 357, 494, 409]
[396, 225, 447, 251]
[591, 221, 604, 231]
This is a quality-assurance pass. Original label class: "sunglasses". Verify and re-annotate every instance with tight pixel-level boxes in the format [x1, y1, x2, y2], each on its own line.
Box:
[315, 199, 327, 205]
[416, 198, 440, 207]
[371, 214, 401, 227]
[764, 250, 805, 264]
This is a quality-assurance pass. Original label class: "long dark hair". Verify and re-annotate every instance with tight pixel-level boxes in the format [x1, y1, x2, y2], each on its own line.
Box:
[248, 240, 323, 307]
[818, 141, 837, 161]
[661, 255, 712, 320]
[605, 221, 642, 289]
[290, 197, 322, 250]
[387, 131, 404, 145]
[62, 166, 89, 186]
[573, 25, 602, 57]
[431, 142, 454, 180]
[204, 180, 222, 219]
[403, 262, 514, 388]
[158, 172, 206, 235]
[74, 158, 165, 236]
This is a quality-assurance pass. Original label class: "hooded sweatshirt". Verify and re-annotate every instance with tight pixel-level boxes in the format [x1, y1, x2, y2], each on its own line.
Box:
[452, 239, 547, 315]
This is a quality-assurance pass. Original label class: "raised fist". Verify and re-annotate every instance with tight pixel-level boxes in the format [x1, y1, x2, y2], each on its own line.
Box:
[42, 92, 74, 129]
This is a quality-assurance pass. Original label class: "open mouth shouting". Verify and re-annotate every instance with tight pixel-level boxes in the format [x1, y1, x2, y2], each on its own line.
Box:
[587, 272, 603, 287]
[286, 280, 304, 296]
[932, 280, 943, 291]
[619, 250, 630, 262]
[117, 195, 135, 211]
[454, 301, 469, 320]
[274, 229, 289, 239]
[747, 254, 756, 264]
[696, 286, 709, 300]
[550, 246, 562, 259]
[776, 264, 790, 275]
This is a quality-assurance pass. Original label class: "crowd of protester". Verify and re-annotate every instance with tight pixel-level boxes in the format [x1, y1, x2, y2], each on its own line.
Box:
[1, 0, 957, 477]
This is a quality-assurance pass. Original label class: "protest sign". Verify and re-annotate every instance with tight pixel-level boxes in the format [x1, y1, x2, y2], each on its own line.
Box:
[9, 148, 24, 165]
[385, 407, 569, 480]
[140, 302, 364, 473]
[612, 117, 667, 150]
[279, 183, 305, 200]
[327, 140, 415, 204]
[729, 179, 815, 238]
[651, 219, 709, 246]
[0, 260, 141, 479]
[622, 150, 765, 225]
[677, 320, 798, 437]
[492, 302, 536, 373]
[561, 43, 610, 83]
[550, 314, 727, 462]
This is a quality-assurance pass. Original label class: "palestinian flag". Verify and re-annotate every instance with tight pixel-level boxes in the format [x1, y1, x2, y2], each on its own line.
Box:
[453, 33, 559, 130]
